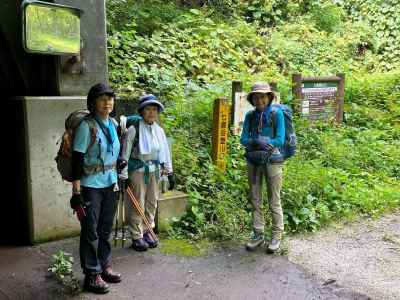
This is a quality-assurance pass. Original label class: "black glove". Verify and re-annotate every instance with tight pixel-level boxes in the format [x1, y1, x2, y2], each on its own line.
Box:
[70, 194, 86, 221]
[117, 158, 128, 173]
[254, 138, 274, 152]
[167, 173, 176, 191]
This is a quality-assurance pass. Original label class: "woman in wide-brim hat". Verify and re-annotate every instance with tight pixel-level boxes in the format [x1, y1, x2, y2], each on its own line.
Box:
[119, 94, 175, 251]
[240, 82, 286, 253]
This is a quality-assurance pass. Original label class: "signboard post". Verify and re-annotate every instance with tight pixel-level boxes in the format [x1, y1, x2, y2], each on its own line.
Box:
[212, 97, 230, 171]
[292, 73, 345, 123]
[232, 92, 252, 135]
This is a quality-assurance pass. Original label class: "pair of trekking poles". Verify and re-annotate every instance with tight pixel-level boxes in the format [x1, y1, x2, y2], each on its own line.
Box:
[113, 181, 158, 247]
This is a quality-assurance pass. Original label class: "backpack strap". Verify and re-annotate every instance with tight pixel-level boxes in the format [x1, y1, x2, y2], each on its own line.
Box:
[83, 116, 107, 174]
[111, 117, 118, 128]
[125, 119, 141, 160]
[133, 119, 140, 148]
[249, 110, 257, 138]
[269, 105, 279, 139]
[84, 117, 98, 151]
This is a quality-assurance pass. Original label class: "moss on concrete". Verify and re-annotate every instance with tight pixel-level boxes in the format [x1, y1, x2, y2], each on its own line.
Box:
[33, 228, 80, 244]
[160, 239, 212, 257]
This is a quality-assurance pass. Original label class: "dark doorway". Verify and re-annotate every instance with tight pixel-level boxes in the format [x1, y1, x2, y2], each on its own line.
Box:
[0, 0, 59, 97]
[0, 0, 60, 245]
[1, 100, 30, 245]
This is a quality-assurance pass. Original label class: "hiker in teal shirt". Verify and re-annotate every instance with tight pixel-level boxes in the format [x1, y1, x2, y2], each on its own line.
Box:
[74, 113, 120, 188]
[240, 104, 285, 148]
[70, 83, 122, 294]
[240, 82, 285, 254]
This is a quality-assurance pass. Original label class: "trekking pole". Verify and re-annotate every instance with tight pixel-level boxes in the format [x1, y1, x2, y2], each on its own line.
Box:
[113, 183, 120, 246]
[126, 186, 158, 242]
[121, 186, 126, 247]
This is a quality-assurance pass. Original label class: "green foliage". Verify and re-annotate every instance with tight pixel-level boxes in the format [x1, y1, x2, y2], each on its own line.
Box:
[107, 1, 400, 241]
[48, 250, 81, 295]
[167, 74, 400, 239]
[310, 2, 345, 32]
[241, 0, 290, 26]
[335, 0, 400, 70]
[108, 1, 383, 98]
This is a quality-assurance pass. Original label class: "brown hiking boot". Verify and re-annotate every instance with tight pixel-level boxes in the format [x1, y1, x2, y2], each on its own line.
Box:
[101, 266, 122, 283]
[84, 274, 109, 294]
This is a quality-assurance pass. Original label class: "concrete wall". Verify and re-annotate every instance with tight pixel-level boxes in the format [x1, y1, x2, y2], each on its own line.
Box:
[23, 97, 86, 243]
[0, 0, 108, 96]
[55, 0, 108, 95]
[156, 191, 188, 232]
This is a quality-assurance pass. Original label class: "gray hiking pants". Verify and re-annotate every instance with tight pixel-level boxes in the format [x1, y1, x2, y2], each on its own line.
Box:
[125, 171, 158, 240]
[248, 163, 284, 239]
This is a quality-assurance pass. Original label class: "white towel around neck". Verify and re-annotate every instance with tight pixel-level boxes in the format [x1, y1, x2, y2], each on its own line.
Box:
[138, 121, 172, 171]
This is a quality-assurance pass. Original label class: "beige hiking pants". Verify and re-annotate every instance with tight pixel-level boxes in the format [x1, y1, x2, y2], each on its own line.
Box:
[125, 171, 158, 240]
[248, 163, 284, 239]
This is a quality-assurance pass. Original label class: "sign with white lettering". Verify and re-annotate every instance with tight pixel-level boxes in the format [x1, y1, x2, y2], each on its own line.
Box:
[292, 74, 345, 123]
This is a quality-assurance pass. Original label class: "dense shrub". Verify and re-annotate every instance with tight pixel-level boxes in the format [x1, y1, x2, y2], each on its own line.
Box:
[107, 1, 400, 240]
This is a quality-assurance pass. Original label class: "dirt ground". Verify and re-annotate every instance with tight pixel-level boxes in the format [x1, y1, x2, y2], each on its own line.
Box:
[1, 211, 399, 300]
[288, 210, 400, 300]
[0, 241, 367, 300]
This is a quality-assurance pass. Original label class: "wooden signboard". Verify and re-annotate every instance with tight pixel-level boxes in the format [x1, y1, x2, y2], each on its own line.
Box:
[212, 97, 230, 171]
[292, 74, 345, 123]
[232, 92, 252, 135]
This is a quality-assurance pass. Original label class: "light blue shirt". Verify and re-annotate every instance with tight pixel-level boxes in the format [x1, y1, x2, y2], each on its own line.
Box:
[240, 105, 285, 148]
[73, 117, 120, 188]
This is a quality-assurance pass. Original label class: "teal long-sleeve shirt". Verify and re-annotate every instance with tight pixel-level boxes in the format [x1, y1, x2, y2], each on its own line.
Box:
[240, 105, 285, 148]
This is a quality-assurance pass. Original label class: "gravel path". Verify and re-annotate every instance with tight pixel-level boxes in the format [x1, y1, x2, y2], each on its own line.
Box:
[288, 210, 400, 300]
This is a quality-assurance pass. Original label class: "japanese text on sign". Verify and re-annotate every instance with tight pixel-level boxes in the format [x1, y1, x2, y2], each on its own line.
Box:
[301, 84, 338, 120]
[292, 74, 345, 123]
[212, 98, 230, 171]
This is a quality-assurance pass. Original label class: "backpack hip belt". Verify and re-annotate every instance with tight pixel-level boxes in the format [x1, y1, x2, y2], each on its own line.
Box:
[128, 158, 160, 184]
[83, 162, 116, 176]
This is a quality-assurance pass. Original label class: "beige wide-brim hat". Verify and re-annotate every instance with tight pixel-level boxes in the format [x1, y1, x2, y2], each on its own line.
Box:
[246, 82, 275, 105]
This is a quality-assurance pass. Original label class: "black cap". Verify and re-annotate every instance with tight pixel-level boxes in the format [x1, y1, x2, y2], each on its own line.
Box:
[87, 83, 115, 112]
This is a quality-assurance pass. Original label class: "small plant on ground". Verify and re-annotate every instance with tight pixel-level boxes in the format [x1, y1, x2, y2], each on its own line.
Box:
[48, 250, 81, 295]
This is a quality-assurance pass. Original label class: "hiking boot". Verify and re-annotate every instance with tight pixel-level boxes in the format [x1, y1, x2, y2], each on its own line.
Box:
[131, 238, 149, 251]
[245, 231, 265, 251]
[266, 238, 281, 253]
[143, 231, 158, 248]
[101, 266, 122, 283]
[84, 274, 109, 294]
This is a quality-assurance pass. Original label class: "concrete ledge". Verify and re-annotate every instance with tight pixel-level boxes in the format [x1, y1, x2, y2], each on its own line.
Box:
[156, 191, 188, 232]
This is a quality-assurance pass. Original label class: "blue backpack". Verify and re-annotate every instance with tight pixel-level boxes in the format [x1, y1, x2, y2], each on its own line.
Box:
[249, 104, 297, 161]
[269, 104, 297, 160]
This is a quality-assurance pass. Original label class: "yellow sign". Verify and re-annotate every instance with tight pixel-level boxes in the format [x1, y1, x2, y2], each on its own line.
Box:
[212, 98, 230, 171]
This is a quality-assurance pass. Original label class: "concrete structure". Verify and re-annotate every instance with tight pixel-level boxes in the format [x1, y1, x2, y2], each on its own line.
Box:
[1, 0, 187, 245]
[1, 0, 108, 96]
[1, 0, 109, 244]
[23, 97, 86, 242]
[156, 191, 188, 232]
